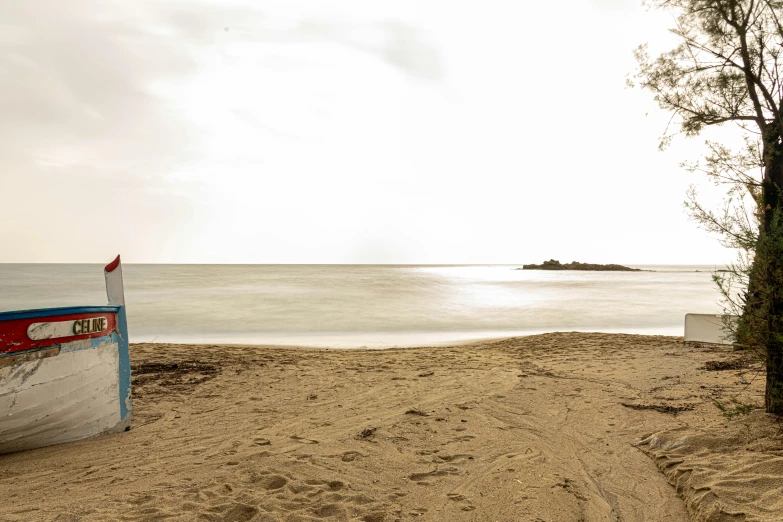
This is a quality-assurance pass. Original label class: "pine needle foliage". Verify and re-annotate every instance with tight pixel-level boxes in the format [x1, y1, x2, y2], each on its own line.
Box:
[632, 0, 783, 413]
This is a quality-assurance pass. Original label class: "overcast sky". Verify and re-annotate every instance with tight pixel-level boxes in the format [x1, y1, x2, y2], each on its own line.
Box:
[0, 0, 741, 264]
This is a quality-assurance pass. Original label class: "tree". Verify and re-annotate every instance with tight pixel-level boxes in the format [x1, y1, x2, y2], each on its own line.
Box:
[631, 0, 783, 413]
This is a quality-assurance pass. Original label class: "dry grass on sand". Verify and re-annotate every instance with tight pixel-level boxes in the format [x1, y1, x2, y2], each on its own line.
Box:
[1, 333, 782, 521]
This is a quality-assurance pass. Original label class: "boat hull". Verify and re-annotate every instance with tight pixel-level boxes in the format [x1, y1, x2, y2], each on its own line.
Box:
[684, 313, 738, 345]
[0, 306, 132, 454]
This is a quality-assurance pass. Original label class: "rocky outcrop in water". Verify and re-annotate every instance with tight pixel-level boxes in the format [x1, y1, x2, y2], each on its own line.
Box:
[519, 260, 641, 271]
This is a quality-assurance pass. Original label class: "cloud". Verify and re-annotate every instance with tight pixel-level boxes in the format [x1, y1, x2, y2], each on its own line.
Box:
[0, 0, 443, 261]
[0, 1, 202, 183]
[376, 21, 443, 80]
[291, 18, 443, 80]
[0, 0, 440, 179]
[592, 0, 637, 9]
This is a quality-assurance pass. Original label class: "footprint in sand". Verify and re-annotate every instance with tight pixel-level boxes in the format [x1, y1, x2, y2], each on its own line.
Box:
[220, 503, 259, 522]
[408, 467, 459, 482]
[312, 503, 346, 518]
[288, 483, 316, 494]
[435, 454, 472, 463]
[447, 492, 476, 512]
[341, 451, 364, 462]
[256, 475, 288, 490]
[348, 493, 375, 505]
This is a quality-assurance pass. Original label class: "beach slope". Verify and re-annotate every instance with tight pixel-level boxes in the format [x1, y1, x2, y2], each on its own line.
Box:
[0, 333, 779, 521]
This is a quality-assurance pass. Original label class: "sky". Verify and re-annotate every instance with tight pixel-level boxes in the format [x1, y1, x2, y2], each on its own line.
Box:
[0, 0, 745, 264]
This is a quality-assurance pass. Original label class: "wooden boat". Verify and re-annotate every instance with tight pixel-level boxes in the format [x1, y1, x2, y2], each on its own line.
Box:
[0, 256, 132, 454]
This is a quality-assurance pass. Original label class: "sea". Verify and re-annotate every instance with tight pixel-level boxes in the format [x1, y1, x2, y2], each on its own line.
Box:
[0, 264, 727, 348]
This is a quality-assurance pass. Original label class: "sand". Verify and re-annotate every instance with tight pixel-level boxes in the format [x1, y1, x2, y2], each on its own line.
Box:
[0, 332, 781, 521]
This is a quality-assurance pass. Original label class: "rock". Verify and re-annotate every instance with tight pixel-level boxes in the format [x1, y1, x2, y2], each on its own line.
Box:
[519, 260, 642, 271]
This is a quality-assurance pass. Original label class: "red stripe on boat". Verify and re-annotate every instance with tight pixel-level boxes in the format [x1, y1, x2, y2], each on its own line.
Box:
[105, 255, 121, 273]
[0, 312, 118, 355]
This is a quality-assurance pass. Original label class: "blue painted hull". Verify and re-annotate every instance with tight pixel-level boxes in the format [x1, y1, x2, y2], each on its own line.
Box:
[0, 306, 132, 454]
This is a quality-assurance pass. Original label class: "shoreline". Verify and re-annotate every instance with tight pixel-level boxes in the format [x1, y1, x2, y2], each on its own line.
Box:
[127, 327, 689, 349]
[1, 332, 780, 521]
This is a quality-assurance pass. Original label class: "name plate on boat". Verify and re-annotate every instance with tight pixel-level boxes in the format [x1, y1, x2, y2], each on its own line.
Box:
[27, 317, 109, 340]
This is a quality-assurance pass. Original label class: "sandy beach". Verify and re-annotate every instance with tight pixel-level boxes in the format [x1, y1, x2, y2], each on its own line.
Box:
[0, 332, 781, 521]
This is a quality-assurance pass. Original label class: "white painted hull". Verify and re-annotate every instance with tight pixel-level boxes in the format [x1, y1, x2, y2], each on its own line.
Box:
[684, 313, 738, 345]
[0, 337, 131, 454]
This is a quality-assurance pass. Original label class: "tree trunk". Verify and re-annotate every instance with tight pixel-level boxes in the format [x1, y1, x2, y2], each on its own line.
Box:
[762, 125, 783, 414]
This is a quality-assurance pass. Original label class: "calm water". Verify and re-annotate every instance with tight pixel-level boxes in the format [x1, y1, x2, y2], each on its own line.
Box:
[0, 264, 726, 347]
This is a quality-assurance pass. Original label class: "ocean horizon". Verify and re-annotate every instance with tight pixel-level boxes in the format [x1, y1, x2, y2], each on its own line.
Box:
[0, 263, 729, 348]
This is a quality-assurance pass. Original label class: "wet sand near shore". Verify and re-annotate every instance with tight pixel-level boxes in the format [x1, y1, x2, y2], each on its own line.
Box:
[0, 333, 781, 521]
